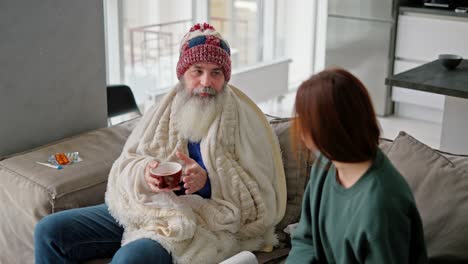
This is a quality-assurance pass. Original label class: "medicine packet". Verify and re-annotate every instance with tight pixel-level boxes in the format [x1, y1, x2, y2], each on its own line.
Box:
[48, 152, 82, 166]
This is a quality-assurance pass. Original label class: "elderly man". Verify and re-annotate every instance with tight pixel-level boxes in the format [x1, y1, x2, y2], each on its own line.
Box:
[34, 23, 286, 264]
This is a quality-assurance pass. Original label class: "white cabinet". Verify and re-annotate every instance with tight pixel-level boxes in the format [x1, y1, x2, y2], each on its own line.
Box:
[392, 11, 468, 123]
[395, 14, 468, 61]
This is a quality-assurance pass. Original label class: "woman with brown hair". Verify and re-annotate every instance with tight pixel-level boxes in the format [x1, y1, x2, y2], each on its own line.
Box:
[286, 68, 427, 263]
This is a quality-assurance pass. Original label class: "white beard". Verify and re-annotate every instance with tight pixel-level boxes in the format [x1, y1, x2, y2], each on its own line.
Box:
[173, 83, 227, 142]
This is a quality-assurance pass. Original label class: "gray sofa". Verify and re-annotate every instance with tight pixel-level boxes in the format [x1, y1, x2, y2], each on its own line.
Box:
[1, 117, 467, 264]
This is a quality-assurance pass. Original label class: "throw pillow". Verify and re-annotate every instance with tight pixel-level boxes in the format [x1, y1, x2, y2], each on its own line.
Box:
[378, 138, 393, 154]
[268, 117, 313, 248]
[270, 118, 313, 247]
[386, 131, 468, 262]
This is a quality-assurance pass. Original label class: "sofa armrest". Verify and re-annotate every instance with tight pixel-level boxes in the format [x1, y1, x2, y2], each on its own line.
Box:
[0, 119, 138, 264]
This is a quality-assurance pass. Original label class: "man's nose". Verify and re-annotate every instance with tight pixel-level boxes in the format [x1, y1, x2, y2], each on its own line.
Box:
[200, 73, 212, 87]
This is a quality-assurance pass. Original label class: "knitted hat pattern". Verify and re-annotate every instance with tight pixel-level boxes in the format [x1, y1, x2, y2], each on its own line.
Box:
[176, 23, 231, 81]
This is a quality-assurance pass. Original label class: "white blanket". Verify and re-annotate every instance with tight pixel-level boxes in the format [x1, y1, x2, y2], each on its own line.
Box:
[105, 85, 286, 264]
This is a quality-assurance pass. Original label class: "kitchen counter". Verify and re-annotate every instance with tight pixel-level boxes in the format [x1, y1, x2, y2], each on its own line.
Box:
[386, 59, 468, 99]
[386, 59, 468, 153]
[400, 6, 468, 18]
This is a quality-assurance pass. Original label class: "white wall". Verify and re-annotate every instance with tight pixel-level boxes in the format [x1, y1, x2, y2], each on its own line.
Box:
[230, 58, 291, 103]
[283, 0, 317, 86]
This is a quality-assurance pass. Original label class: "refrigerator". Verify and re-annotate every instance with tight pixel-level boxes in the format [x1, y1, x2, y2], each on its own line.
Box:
[325, 0, 399, 116]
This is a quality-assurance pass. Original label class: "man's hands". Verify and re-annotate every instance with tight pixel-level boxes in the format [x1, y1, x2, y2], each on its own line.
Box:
[144, 160, 181, 192]
[176, 151, 208, 194]
[144, 151, 208, 194]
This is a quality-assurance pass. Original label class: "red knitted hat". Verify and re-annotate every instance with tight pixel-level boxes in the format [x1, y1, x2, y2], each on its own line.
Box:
[176, 23, 231, 81]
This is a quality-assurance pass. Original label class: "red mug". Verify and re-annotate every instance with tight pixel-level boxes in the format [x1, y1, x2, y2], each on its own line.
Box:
[149, 162, 182, 189]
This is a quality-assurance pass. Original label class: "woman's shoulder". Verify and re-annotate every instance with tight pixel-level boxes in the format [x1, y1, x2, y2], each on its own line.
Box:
[365, 151, 418, 214]
[370, 150, 412, 191]
[305, 153, 335, 193]
[310, 153, 333, 176]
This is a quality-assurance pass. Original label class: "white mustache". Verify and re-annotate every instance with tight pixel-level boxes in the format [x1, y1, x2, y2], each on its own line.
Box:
[192, 87, 217, 96]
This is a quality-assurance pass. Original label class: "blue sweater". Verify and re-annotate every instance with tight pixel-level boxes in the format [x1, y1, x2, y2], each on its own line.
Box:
[173, 141, 211, 199]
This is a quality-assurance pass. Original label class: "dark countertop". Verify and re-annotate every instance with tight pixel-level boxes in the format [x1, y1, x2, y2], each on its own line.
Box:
[386, 59, 468, 99]
[400, 6, 468, 18]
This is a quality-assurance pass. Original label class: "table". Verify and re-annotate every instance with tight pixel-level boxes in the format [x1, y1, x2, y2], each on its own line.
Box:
[386, 59, 468, 153]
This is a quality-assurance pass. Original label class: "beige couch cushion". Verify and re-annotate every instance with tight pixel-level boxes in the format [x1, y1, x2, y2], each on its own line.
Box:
[268, 117, 313, 248]
[0, 119, 138, 264]
[379, 138, 393, 153]
[385, 131, 468, 263]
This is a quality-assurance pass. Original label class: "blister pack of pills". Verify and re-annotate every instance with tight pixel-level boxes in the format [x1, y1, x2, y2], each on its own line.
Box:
[47, 152, 82, 166]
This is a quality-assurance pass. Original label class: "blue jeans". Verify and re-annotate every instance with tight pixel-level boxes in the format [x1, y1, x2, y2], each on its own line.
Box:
[34, 203, 172, 263]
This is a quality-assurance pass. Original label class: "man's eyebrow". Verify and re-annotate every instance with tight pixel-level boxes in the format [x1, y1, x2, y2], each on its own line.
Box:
[192, 64, 222, 71]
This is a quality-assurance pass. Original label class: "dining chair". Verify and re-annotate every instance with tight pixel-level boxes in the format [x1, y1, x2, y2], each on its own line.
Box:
[107, 84, 142, 126]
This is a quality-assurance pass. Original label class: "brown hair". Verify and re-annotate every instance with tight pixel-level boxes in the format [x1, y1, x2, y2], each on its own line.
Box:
[294, 68, 380, 162]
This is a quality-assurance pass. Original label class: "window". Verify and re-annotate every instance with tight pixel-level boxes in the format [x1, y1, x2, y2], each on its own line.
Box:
[120, 1, 192, 104]
[104, 0, 320, 108]
[209, 0, 261, 68]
